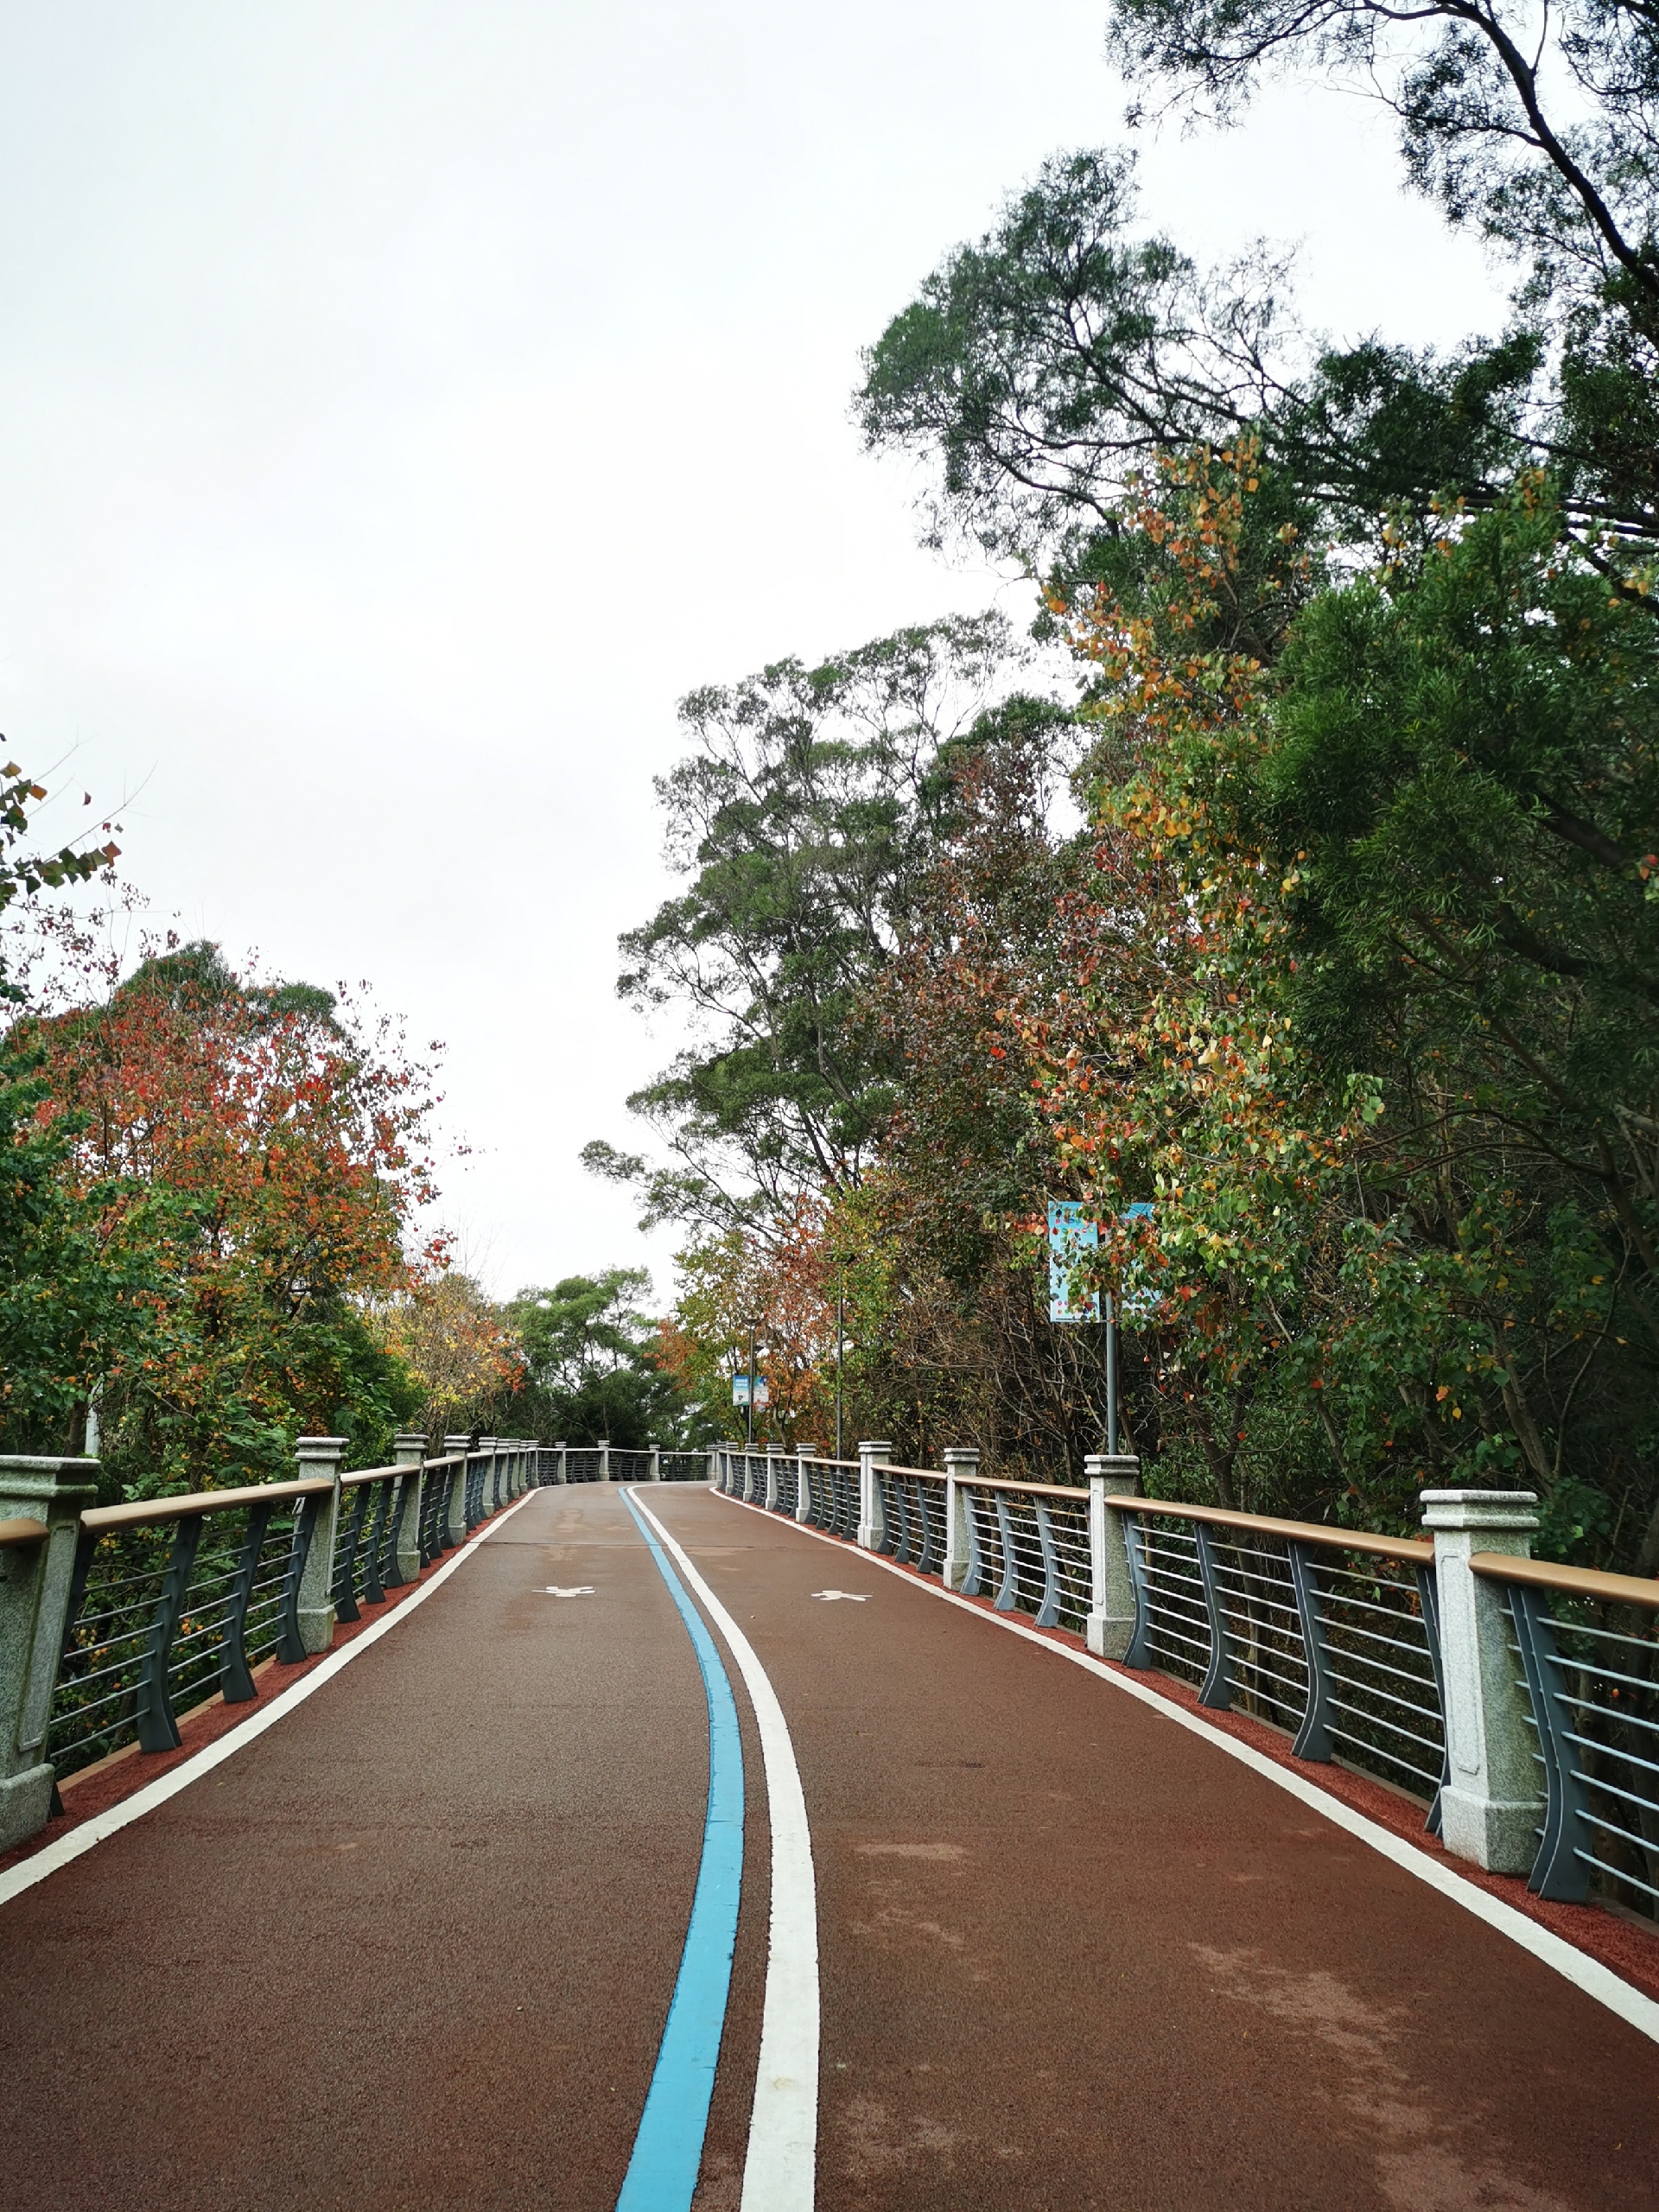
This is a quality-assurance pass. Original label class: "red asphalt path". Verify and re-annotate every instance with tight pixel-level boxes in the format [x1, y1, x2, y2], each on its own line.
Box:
[3, 1481, 1656, 2210]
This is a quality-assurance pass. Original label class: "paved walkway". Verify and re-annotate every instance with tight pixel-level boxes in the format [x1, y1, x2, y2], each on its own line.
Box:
[3, 1482, 1656, 2210]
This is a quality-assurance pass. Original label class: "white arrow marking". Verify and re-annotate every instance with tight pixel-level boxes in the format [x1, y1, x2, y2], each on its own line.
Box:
[544, 1586, 595, 1597]
[810, 1590, 868, 1602]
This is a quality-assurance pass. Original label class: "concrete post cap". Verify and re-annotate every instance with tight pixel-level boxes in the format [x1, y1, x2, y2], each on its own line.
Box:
[857, 1440, 892, 1454]
[1084, 1453, 1141, 1479]
[1421, 1489, 1541, 1531]
[296, 1435, 346, 1466]
[393, 1433, 428, 1450]
[943, 1446, 979, 1468]
[0, 1454, 100, 1478]
[442, 1434, 471, 1451]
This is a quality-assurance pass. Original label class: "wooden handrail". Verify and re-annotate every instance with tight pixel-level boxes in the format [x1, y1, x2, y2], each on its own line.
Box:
[1470, 1550, 1659, 1613]
[950, 1472, 1087, 1503]
[0, 1516, 47, 1548]
[81, 1477, 334, 1532]
[1100, 1491, 1434, 1566]
[340, 1463, 404, 1488]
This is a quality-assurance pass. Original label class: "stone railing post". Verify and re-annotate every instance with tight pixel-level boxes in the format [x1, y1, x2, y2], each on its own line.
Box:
[1422, 1489, 1545, 1873]
[766, 1446, 784, 1510]
[598, 1438, 611, 1485]
[942, 1448, 978, 1591]
[795, 1443, 817, 1524]
[443, 1434, 472, 1543]
[857, 1440, 892, 1553]
[649, 1446, 661, 1484]
[554, 1441, 568, 1485]
[0, 1454, 99, 1852]
[478, 1436, 499, 1514]
[1084, 1452, 1141, 1660]
[391, 1432, 427, 1584]
[295, 1436, 346, 1654]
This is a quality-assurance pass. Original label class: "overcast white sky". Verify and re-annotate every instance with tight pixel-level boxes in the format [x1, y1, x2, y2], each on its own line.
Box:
[0, 2, 1509, 1303]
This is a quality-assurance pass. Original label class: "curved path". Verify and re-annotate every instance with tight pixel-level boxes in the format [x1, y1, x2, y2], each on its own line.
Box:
[2, 1482, 1655, 2210]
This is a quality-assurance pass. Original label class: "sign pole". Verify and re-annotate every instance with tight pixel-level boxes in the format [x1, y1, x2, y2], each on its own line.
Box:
[747, 1319, 756, 1450]
[1105, 1293, 1119, 1458]
[835, 1278, 844, 1463]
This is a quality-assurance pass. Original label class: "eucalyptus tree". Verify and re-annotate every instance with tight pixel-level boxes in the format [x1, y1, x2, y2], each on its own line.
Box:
[586, 613, 1062, 1231]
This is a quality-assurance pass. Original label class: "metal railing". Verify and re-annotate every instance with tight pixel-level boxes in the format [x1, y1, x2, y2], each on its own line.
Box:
[1115, 1501, 1447, 1815]
[712, 1445, 1659, 1920]
[43, 1440, 531, 1782]
[1492, 1555, 1659, 1914]
[542, 1445, 715, 1484]
[50, 1479, 328, 1776]
[962, 1477, 1089, 1629]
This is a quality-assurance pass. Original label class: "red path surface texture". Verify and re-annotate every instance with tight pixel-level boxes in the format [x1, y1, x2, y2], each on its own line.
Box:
[2, 1480, 1655, 2210]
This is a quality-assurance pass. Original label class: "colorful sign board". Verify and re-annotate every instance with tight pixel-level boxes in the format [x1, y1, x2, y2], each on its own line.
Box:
[731, 1373, 770, 1408]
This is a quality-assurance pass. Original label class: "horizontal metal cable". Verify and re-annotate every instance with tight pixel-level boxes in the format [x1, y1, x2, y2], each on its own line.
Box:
[1325, 1695, 1444, 1755]
[1324, 1723, 1441, 1789]
[1573, 1848, 1659, 1903]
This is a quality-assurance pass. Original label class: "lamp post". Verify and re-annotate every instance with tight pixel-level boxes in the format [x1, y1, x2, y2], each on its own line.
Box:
[835, 1274, 844, 1463]
[745, 1315, 760, 1450]
[1104, 1292, 1119, 1457]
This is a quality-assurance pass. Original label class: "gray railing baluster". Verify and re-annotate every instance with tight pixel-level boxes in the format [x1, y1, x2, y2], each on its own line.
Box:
[1414, 1562, 1451, 1837]
[962, 1487, 984, 1598]
[1193, 1522, 1233, 1709]
[1287, 1541, 1333, 1761]
[1033, 1498, 1061, 1627]
[1121, 1511, 1152, 1666]
[137, 1515, 203, 1751]
[992, 1493, 1019, 1611]
[359, 1481, 390, 1606]
[917, 1483, 941, 1576]
[889, 1474, 910, 1564]
[1509, 1585, 1588, 1901]
[332, 1485, 371, 1622]
[221, 1503, 273, 1703]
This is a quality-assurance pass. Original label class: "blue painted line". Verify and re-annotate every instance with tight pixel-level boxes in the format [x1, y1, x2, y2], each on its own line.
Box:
[617, 1489, 745, 2212]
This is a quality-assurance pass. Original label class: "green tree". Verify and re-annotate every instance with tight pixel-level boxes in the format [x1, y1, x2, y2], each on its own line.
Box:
[0, 761, 134, 1456]
[508, 1271, 695, 1446]
[1103, 0, 1659, 588]
[588, 613, 1044, 1230]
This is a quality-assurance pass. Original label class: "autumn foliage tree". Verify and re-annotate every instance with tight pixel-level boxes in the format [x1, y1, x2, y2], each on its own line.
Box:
[23, 940, 437, 1494]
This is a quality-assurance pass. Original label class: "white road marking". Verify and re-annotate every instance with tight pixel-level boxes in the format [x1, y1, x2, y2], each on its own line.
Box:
[717, 1491, 1659, 2051]
[627, 1489, 818, 2212]
[0, 1488, 538, 1910]
[544, 1586, 595, 1597]
[810, 1590, 867, 1603]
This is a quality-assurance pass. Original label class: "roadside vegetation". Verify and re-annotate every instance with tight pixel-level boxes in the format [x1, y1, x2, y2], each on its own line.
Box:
[594, 0, 1659, 1570]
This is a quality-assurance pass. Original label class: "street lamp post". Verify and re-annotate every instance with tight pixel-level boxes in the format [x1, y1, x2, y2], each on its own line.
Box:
[746, 1315, 759, 1451]
[835, 1275, 844, 1463]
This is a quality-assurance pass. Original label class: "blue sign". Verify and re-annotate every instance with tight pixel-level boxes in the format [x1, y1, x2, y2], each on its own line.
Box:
[1047, 1202, 1100, 1325]
[731, 1374, 769, 1408]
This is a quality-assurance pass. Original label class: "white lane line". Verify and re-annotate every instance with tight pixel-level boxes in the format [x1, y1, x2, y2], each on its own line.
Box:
[0, 1488, 538, 1910]
[716, 1492, 1659, 2050]
[628, 1489, 819, 2212]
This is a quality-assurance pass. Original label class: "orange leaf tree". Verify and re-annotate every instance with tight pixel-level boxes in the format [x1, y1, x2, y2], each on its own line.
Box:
[26, 939, 438, 1492]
